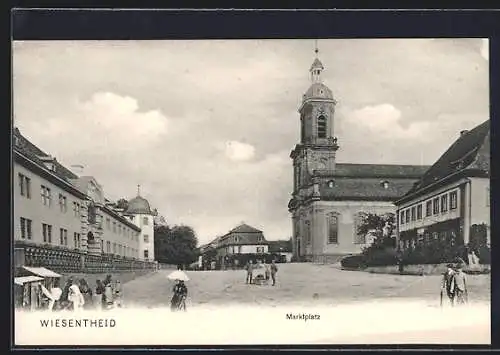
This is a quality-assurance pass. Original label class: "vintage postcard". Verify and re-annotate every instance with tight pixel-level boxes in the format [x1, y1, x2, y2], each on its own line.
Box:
[12, 37, 490, 346]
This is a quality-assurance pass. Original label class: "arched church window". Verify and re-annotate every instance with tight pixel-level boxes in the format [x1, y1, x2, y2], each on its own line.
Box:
[327, 213, 339, 244]
[317, 115, 327, 138]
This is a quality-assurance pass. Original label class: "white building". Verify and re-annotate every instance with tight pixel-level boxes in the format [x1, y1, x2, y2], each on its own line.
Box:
[123, 193, 156, 262]
[395, 120, 490, 250]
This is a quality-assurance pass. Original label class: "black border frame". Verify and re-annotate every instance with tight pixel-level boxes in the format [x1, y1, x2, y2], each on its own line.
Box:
[7, 7, 499, 352]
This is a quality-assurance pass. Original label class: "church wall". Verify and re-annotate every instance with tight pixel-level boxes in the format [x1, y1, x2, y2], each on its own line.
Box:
[313, 200, 396, 256]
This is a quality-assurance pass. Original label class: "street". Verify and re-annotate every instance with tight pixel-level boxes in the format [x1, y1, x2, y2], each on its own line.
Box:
[122, 263, 490, 308]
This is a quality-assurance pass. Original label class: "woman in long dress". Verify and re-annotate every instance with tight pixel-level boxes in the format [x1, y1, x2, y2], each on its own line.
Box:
[170, 280, 187, 311]
[68, 283, 85, 311]
[79, 279, 94, 310]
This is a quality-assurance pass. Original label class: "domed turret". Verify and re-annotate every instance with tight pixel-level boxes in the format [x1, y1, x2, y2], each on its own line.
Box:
[125, 185, 153, 215]
[303, 82, 334, 101]
[302, 44, 335, 104]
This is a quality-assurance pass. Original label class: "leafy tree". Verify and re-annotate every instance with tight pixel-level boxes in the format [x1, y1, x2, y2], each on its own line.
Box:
[356, 212, 396, 250]
[154, 224, 199, 265]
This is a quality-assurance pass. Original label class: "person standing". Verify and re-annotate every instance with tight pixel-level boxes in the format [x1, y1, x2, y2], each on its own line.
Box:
[453, 266, 468, 305]
[94, 280, 105, 310]
[264, 263, 271, 283]
[60, 278, 74, 310]
[441, 264, 456, 307]
[245, 260, 254, 284]
[171, 280, 188, 312]
[270, 260, 278, 286]
[78, 279, 93, 310]
[68, 283, 85, 311]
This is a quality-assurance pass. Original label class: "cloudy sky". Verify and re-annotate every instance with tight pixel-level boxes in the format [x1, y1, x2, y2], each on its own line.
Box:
[12, 38, 489, 244]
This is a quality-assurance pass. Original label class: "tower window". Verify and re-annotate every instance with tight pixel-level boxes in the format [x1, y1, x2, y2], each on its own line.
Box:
[317, 115, 327, 138]
[327, 180, 335, 188]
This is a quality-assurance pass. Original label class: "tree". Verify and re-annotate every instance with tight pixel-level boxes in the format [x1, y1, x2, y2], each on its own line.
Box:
[356, 212, 396, 249]
[154, 224, 199, 265]
[116, 198, 129, 210]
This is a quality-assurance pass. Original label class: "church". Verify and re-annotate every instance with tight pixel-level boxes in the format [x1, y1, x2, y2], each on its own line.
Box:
[288, 50, 430, 263]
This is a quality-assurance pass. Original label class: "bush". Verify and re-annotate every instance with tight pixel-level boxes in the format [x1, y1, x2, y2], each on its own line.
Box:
[340, 254, 366, 269]
[477, 245, 491, 264]
[363, 247, 398, 267]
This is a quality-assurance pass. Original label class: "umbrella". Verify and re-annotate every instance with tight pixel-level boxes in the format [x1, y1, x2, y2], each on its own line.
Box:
[167, 270, 190, 282]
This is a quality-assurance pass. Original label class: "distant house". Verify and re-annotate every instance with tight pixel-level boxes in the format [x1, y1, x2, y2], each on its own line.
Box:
[268, 239, 293, 262]
[201, 223, 269, 268]
[395, 120, 490, 252]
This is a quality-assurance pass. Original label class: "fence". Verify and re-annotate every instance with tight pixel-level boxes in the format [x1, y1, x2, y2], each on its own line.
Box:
[14, 240, 158, 274]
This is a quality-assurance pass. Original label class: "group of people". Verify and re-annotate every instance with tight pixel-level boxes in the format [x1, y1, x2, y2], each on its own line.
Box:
[441, 263, 468, 307]
[245, 260, 278, 286]
[40, 274, 123, 311]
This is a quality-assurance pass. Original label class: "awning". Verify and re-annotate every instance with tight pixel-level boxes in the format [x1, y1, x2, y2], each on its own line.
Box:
[14, 276, 44, 286]
[22, 266, 62, 278]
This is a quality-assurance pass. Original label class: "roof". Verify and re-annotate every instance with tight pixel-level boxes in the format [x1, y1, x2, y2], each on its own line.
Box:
[310, 57, 324, 71]
[318, 177, 419, 201]
[303, 82, 334, 101]
[397, 120, 490, 202]
[228, 223, 262, 234]
[21, 266, 62, 278]
[330, 163, 430, 179]
[219, 224, 267, 246]
[125, 195, 153, 215]
[14, 128, 79, 181]
[14, 276, 44, 286]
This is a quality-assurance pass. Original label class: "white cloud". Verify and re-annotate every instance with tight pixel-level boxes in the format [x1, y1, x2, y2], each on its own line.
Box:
[342, 103, 432, 140]
[481, 39, 489, 61]
[221, 141, 256, 161]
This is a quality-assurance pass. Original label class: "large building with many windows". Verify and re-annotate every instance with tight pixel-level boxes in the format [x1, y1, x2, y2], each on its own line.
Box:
[13, 127, 156, 261]
[394, 120, 490, 250]
[288, 51, 430, 263]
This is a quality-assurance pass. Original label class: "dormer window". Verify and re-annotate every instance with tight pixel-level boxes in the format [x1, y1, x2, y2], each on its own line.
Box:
[234, 236, 238, 243]
[327, 180, 335, 188]
[381, 180, 390, 189]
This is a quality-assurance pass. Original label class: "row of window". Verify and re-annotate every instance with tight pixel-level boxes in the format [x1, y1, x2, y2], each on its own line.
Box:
[104, 217, 140, 240]
[20, 218, 80, 248]
[19, 173, 83, 218]
[400, 230, 458, 249]
[400, 191, 458, 225]
[20, 218, 144, 258]
[103, 240, 141, 258]
[18, 174, 142, 240]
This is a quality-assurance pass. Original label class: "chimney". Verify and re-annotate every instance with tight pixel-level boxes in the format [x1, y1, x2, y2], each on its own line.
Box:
[460, 130, 469, 137]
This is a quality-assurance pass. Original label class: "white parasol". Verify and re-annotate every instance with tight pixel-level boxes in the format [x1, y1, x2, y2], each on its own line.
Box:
[167, 270, 190, 282]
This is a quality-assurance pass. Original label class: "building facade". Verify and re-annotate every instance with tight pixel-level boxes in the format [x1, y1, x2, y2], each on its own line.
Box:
[14, 128, 155, 262]
[288, 52, 430, 263]
[395, 120, 490, 251]
[200, 223, 269, 268]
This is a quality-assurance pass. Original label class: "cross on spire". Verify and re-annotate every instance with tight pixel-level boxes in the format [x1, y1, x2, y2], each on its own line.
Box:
[137, 184, 141, 196]
[314, 39, 319, 57]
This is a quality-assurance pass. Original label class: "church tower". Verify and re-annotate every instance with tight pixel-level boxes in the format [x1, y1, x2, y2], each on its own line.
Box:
[291, 45, 339, 196]
[289, 44, 339, 262]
